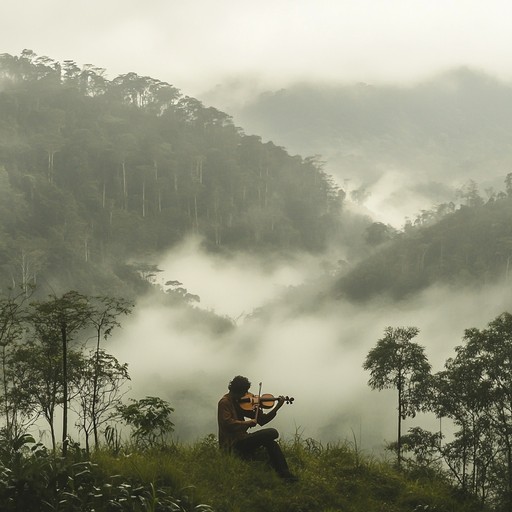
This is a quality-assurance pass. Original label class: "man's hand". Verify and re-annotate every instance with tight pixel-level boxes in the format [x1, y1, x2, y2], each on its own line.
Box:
[245, 419, 257, 428]
[274, 396, 285, 411]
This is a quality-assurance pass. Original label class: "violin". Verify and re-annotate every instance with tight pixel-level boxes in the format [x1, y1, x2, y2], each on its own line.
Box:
[238, 392, 295, 412]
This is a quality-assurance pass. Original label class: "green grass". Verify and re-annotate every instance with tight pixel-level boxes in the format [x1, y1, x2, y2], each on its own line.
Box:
[0, 433, 486, 511]
[89, 435, 485, 512]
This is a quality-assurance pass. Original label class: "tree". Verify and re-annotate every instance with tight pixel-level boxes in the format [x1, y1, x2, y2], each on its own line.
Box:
[8, 339, 82, 453]
[164, 280, 200, 304]
[457, 180, 484, 208]
[448, 313, 512, 507]
[363, 326, 431, 467]
[365, 222, 396, 247]
[87, 296, 132, 449]
[29, 291, 92, 456]
[432, 350, 493, 496]
[505, 173, 512, 198]
[71, 349, 130, 454]
[0, 290, 30, 441]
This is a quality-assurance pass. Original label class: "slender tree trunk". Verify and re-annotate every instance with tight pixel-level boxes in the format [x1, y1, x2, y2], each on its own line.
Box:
[49, 414, 56, 455]
[47, 150, 55, 183]
[122, 161, 127, 209]
[61, 323, 68, 457]
[462, 423, 467, 492]
[194, 195, 199, 230]
[92, 331, 101, 450]
[84, 429, 90, 455]
[196, 157, 203, 184]
[504, 425, 512, 509]
[471, 417, 477, 493]
[397, 380, 402, 469]
[1, 345, 11, 441]
[142, 181, 146, 217]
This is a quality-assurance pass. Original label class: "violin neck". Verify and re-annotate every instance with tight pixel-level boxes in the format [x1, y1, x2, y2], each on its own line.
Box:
[254, 382, 263, 422]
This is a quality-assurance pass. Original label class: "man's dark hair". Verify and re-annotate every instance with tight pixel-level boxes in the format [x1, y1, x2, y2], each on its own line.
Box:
[228, 375, 251, 394]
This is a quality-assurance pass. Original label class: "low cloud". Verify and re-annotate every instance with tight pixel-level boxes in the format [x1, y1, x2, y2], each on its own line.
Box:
[109, 238, 512, 451]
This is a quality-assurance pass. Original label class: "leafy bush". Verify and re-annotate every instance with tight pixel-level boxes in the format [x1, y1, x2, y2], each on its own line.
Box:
[117, 396, 175, 450]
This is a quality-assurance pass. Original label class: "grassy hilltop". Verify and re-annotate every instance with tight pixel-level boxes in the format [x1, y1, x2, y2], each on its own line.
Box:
[1, 434, 483, 512]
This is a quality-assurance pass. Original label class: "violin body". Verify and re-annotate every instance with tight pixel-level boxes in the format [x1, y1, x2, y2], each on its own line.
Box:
[239, 392, 294, 412]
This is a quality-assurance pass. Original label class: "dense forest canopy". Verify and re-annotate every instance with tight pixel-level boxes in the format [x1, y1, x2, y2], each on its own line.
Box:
[0, 50, 345, 297]
[334, 178, 512, 301]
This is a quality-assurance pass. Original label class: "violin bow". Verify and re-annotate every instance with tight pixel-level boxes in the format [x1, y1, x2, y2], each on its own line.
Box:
[254, 381, 263, 423]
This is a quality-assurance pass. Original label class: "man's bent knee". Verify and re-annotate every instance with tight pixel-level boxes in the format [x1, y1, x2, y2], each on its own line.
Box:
[259, 428, 279, 440]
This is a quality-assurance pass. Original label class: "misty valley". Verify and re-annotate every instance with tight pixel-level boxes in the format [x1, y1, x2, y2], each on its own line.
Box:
[1, 50, 512, 511]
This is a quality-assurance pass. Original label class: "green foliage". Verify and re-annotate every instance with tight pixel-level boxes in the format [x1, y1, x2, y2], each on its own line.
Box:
[336, 187, 512, 301]
[364, 312, 512, 510]
[0, 289, 133, 460]
[363, 326, 432, 467]
[431, 312, 512, 509]
[118, 396, 175, 450]
[0, 50, 345, 298]
[0, 433, 212, 511]
[388, 427, 443, 471]
[71, 349, 130, 454]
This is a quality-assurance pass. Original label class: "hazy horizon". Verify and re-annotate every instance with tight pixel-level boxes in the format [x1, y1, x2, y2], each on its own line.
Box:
[3, 1, 512, 99]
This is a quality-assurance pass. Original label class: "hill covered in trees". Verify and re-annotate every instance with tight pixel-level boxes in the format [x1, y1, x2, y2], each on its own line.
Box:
[219, 68, 512, 218]
[333, 179, 512, 301]
[0, 50, 347, 297]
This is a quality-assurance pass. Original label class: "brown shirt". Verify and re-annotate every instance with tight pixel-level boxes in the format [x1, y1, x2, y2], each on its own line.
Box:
[217, 393, 277, 451]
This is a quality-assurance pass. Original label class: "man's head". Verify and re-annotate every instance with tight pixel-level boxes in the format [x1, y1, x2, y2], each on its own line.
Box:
[228, 375, 251, 397]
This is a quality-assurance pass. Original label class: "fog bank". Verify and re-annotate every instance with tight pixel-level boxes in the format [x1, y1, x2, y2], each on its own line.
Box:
[110, 240, 512, 451]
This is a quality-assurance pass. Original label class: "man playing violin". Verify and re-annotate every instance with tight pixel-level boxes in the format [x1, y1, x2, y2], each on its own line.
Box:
[217, 375, 298, 482]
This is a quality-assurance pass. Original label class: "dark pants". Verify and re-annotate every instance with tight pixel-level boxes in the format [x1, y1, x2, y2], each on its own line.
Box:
[233, 428, 291, 477]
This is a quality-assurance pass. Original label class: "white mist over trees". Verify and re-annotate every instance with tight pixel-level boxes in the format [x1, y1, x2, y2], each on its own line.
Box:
[216, 69, 512, 226]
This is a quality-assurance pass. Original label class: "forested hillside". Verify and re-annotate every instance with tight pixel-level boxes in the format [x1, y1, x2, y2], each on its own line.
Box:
[221, 68, 512, 213]
[227, 68, 512, 181]
[334, 180, 512, 301]
[0, 50, 345, 296]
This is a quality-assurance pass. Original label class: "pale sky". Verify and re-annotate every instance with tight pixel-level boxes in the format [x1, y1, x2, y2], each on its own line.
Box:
[2, 0, 512, 98]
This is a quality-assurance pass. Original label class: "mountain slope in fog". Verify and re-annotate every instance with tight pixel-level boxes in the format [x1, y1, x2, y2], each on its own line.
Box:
[216, 68, 512, 220]
[0, 50, 352, 296]
[333, 184, 512, 301]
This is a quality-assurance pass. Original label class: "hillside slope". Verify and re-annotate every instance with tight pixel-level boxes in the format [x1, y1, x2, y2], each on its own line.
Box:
[218, 69, 512, 222]
[334, 188, 512, 301]
[0, 51, 348, 296]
